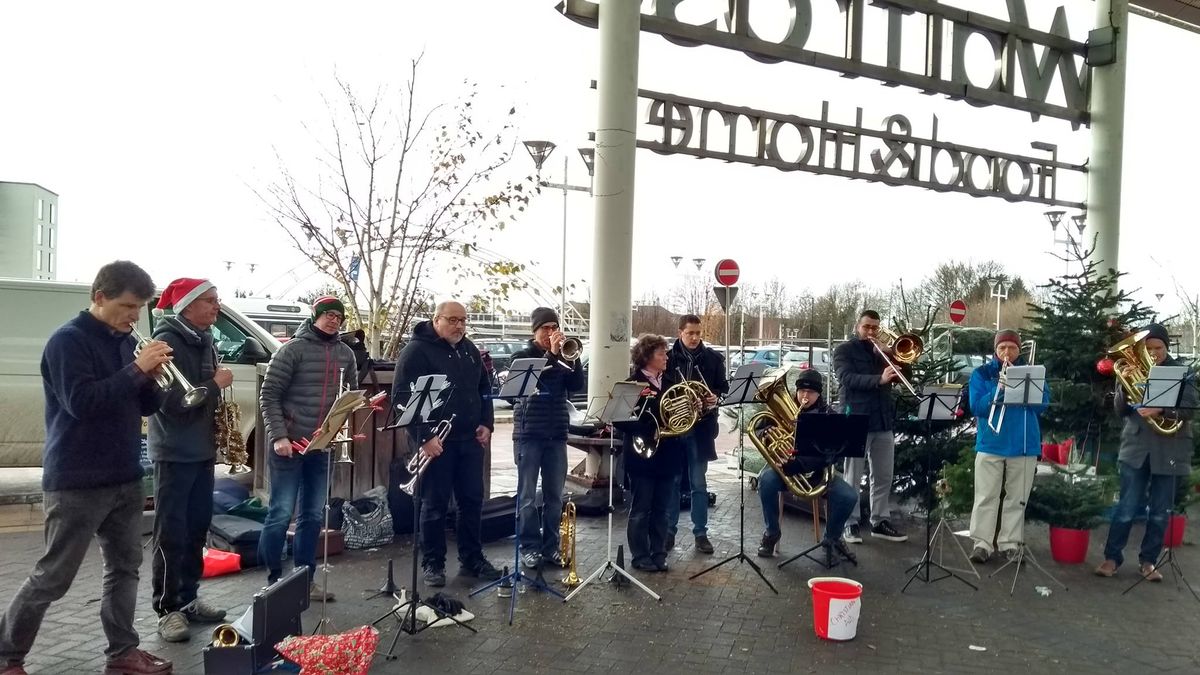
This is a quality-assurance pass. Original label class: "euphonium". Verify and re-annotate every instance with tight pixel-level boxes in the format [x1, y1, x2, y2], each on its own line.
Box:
[746, 374, 832, 499]
[211, 623, 241, 647]
[560, 501, 580, 587]
[399, 414, 455, 495]
[1106, 331, 1183, 436]
[632, 381, 702, 459]
[130, 325, 209, 408]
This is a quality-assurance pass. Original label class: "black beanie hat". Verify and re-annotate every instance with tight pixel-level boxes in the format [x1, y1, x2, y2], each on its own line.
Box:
[796, 368, 824, 393]
[531, 307, 559, 332]
[1144, 323, 1170, 345]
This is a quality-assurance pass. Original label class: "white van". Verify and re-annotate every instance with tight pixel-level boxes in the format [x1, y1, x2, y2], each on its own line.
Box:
[226, 297, 308, 342]
[0, 278, 280, 468]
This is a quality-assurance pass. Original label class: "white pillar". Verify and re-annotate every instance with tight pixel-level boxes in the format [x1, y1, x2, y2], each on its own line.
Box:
[587, 0, 640, 402]
[1086, 0, 1129, 277]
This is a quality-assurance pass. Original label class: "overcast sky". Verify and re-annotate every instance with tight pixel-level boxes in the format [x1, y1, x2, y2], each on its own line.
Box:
[2, 0, 1197, 322]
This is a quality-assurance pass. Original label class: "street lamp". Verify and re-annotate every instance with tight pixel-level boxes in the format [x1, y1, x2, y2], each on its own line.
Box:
[523, 140, 595, 325]
[1046, 209, 1087, 274]
[670, 256, 683, 269]
[989, 276, 1009, 330]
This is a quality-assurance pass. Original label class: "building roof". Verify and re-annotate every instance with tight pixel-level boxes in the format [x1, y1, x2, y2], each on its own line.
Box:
[0, 181, 58, 197]
[1134, 0, 1200, 33]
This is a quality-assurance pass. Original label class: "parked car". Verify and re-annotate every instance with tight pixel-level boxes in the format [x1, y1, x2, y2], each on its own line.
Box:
[492, 340, 590, 404]
[783, 346, 833, 375]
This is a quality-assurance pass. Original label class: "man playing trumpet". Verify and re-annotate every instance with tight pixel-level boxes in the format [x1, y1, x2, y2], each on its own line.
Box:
[509, 307, 584, 570]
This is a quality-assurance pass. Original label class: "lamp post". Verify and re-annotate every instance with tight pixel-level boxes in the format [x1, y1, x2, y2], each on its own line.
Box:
[1046, 209, 1088, 275]
[524, 140, 595, 324]
[668, 256, 706, 314]
[989, 276, 1009, 330]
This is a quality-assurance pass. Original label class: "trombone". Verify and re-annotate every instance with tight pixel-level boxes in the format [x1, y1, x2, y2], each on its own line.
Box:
[986, 340, 1037, 434]
[399, 414, 455, 496]
[870, 328, 923, 397]
[130, 325, 208, 408]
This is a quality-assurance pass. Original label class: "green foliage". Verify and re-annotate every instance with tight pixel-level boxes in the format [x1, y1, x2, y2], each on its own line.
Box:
[1025, 470, 1115, 530]
[937, 445, 977, 520]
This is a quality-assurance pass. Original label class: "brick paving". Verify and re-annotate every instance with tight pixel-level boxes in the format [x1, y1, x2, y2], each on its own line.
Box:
[3, 427, 1199, 674]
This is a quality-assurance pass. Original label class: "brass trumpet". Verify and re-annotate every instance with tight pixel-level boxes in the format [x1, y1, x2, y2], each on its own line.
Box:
[211, 623, 241, 647]
[399, 414, 455, 495]
[130, 325, 208, 408]
[560, 501, 580, 587]
[560, 337, 583, 362]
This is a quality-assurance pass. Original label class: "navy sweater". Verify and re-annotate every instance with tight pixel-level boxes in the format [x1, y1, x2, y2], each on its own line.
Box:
[41, 312, 164, 491]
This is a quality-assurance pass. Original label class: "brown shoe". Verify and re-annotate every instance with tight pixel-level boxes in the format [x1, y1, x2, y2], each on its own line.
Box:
[104, 648, 172, 675]
[1093, 560, 1118, 577]
[1140, 563, 1164, 582]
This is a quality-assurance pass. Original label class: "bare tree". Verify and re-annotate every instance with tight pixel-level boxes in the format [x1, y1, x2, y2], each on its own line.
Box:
[257, 59, 534, 357]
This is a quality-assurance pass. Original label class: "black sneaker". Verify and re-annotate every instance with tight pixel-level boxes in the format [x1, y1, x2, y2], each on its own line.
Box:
[694, 535, 714, 554]
[843, 524, 863, 544]
[757, 533, 780, 558]
[422, 565, 446, 588]
[819, 541, 840, 568]
[832, 539, 858, 566]
[459, 557, 502, 580]
[871, 520, 908, 542]
[969, 546, 990, 564]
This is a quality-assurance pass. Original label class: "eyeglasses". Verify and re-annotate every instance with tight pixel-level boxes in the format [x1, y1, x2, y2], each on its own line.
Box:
[439, 316, 468, 326]
[538, 324, 560, 331]
[196, 296, 221, 306]
[322, 311, 345, 323]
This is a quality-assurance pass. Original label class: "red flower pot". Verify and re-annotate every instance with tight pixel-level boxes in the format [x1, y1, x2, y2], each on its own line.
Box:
[1163, 514, 1187, 549]
[1041, 442, 1059, 463]
[1048, 526, 1090, 564]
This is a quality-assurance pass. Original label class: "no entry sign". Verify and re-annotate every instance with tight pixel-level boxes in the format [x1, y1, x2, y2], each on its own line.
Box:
[949, 299, 968, 324]
[715, 259, 740, 287]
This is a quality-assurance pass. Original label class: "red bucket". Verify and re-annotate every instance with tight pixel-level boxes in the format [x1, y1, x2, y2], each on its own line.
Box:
[1048, 526, 1090, 564]
[807, 577, 863, 641]
[1163, 514, 1187, 549]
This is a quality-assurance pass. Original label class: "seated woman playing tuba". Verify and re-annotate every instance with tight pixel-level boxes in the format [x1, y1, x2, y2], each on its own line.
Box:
[754, 369, 859, 567]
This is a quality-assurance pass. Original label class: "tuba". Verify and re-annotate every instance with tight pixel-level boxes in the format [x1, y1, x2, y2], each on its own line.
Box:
[747, 374, 832, 499]
[559, 501, 580, 587]
[1106, 331, 1183, 436]
[632, 381, 702, 458]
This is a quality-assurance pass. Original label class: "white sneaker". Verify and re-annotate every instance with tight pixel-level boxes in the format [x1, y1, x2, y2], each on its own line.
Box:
[157, 611, 189, 643]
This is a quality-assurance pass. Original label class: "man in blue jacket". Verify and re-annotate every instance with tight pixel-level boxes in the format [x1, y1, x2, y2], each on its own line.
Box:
[0, 261, 173, 675]
[967, 329, 1049, 563]
[510, 307, 585, 569]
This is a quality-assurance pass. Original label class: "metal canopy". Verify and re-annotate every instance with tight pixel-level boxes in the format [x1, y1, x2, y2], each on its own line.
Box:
[1132, 1, 1200, 33]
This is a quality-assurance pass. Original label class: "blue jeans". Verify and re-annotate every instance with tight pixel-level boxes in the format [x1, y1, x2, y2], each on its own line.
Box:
[667, 435, 709, 537]
[1102, 457, 1176, 567]
[758, 466, 858, 543]
[259, 450, 330, 583]
[516, 438, 568, 556]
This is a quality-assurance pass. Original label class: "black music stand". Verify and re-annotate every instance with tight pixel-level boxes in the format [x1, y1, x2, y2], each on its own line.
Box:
[777, 413, 867, 570]
[690, 363, 777, 593]
[1122, 366, 1199, 601]
[564, 381, 662, 602]
[903, 386, 979, 593]
[469, 358, 566, 625]
[371, 376, 474, 660]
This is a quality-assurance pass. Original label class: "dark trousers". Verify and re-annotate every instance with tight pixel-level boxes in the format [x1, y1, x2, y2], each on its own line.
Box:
[0, 481, 144, 664]
[627, 472, 674, 567]
[420, 437, 486, 570]
[151, 460, 214, 615]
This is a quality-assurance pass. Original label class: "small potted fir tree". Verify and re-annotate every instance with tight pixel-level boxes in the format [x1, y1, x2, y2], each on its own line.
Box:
[1026, 470, 1115, 564]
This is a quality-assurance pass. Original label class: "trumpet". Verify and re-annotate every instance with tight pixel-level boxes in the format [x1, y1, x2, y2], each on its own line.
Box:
[870, 327, 923, 397]
[560, 501, 580, 587]
[544, 334, 583, 371]
[130, 325, 208, 408]
[211, 623, 241, 647]
[399, 414, 455, 496]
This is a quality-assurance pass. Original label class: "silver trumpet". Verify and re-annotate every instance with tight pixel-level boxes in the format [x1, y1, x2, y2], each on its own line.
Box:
[399, 414, 455, 496]
[130, 325, 208, 408]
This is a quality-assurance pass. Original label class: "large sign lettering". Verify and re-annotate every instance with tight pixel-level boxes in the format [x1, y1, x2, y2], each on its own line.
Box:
[630, 86, 1086, 208]
[561, 0, 1091, 126]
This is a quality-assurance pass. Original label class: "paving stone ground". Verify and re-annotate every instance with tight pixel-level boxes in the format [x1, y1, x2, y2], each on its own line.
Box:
[3, 427, 1199, 674]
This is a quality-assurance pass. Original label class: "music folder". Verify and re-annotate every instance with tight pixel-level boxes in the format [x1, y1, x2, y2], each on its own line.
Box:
[792, 413, 868, 460]
[1001, 365, 1045, 406]
[1143, 365, 1191, 409]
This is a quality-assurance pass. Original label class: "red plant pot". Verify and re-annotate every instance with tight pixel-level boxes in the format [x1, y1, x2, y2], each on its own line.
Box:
[1041, 442, 1059, 463]
[1163, 514, 1187, 549]
[1048, 526, 1090, 564]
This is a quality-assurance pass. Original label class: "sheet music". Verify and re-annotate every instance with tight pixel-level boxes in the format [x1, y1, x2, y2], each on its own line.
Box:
[1001, 365, 1045, 406]
[917, 386, 961, 421]
[1144, 365, 1189, 408]
[393, 374, 449, 428]
[724, 362, 768, 404]
[498, 358, 548, 399]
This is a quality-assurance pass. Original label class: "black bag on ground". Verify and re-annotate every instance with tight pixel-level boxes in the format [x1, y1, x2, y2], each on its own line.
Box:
[208, 514, 266, 568]
[387, 458, 416, 535]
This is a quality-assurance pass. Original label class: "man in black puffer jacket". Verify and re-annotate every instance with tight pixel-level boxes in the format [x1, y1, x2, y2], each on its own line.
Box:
[393, 301, 500, 588]
[147, 278, 232, 642]
[509, 308, 585, 570]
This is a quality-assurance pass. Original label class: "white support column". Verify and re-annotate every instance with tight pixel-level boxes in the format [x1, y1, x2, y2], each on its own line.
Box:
[1086, 0, 1129, 277]
[587, 0, 640, 401]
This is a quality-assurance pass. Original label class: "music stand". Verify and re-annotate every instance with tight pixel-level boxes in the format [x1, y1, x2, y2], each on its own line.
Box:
[564, 381, 663, 602]
[903, 386, 980, 593]
[371, 376, 475, 660]
[470, 358, 566, 624]
[777, 413, 867, 570]
[1122, 366, 1199, 601]
[690, 363, 777, 593]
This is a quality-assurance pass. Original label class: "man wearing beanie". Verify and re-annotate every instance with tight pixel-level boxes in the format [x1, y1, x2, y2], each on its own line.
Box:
[966, 329, 1049, 564]
[509, 307, 584, 570]
[665, 314, 728, 554]
[1096, 323, 1195, 581]
[754, 369, 859, 568]
[147, 278, 233, 642]
[393, 300, 501, 587]
[259, 295, 356, 601]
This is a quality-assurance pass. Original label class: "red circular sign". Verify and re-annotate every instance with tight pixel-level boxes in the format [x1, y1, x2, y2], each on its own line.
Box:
[715, 259, 740, 287]
[949, 299, 968, 324]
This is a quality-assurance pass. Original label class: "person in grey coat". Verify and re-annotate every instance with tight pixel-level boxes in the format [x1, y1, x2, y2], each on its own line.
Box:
[1096, 323, 1195, 581]
[258, 296, 356, 601]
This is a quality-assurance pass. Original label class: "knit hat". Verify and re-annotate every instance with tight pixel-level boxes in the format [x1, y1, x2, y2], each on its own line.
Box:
[1144, 323, 1170, 346]
[312, 296, 345, 320]
[994, 329, 1021, 349]
[153, 278, 214, 317]
[795, 368, 823, 393]
[531, 306, 559, 332]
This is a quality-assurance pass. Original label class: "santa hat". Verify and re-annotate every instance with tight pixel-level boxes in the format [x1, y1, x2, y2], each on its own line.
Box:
[154, 278, 214, 318]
